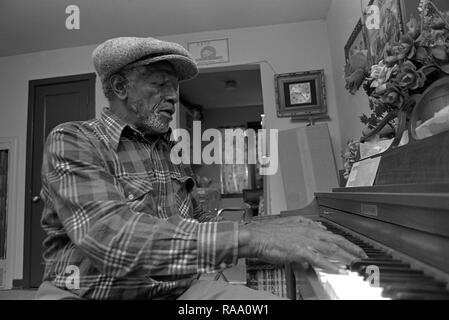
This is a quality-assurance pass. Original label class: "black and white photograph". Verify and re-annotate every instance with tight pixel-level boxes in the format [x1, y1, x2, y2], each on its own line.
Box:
[1, 0, 449, 307]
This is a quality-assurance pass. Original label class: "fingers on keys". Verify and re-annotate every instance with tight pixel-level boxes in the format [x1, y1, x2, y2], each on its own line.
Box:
[274, 216, 327, 230]
[330, 234, 368, 259]
[298, 248, 347, 274]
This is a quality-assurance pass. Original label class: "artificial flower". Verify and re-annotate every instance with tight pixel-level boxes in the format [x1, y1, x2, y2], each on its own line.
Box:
[380, 85, 405, 108]
[369, 61, 397, 91]
[430, 45, 449, 61]
[347, 1, 449, 137]
[406, 16, 421, 40]
[395, 61, 426, 90]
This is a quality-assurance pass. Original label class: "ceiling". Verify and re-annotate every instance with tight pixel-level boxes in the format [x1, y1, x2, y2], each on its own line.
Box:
[0, 0, 331, 57]
[180, 65, 262, 109]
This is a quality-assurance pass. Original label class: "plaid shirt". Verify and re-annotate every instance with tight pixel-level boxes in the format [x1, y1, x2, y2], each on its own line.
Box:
[40, 107, 239, 299]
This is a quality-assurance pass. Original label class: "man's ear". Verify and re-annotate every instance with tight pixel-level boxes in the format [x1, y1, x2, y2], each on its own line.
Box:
[110, 74, 128, 100]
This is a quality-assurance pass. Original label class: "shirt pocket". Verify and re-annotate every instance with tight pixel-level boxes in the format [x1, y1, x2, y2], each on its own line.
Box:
[169, 172, 195, 218]
[119, 175, 155, 213]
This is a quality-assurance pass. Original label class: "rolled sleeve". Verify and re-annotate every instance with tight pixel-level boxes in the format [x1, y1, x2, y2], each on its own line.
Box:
[197, 220, 239, 273]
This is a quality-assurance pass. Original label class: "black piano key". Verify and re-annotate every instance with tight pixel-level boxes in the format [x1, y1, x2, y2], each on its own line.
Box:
[379, 276, 448, 289]
[383, 290, 449, 300]
[365, 254, 394, 260]
[361, 264, 417, 272]
[362, 268, 423, 279]
[362, 249, 391, 255]
[362, 249, 390, 255]
[382, 286, 449, 295]
[383, 282, 448, 292]
[350, 259, 405, 271]
[378, 274, 437, 282]
[357, 259, 402, 264]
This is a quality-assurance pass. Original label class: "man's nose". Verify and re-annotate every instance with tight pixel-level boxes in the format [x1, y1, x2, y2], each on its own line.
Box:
[162, 84, 179, 105]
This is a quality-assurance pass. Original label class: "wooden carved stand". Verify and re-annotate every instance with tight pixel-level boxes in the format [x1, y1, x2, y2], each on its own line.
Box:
[360, 76, 449, 151]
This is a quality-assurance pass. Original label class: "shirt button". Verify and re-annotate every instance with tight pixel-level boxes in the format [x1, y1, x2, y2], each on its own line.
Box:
[128, 194, 135, 200]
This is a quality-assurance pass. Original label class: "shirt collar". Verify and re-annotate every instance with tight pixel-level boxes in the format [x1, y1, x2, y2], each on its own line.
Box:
[100, 107, 174, 150]
[100, 107, 129, 150]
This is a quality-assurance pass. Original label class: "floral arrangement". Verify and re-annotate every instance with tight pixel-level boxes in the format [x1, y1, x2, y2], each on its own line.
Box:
[345, 0, 449, 132]
[342, 139, 360, 180]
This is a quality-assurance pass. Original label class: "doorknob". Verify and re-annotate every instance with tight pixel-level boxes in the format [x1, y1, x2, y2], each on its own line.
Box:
[32, 195, 41, 203]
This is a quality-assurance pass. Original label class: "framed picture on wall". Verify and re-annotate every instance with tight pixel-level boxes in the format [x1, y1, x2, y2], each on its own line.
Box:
[365, 0, 405, 65]
[275, 69, 327, 120]
[344, 19, 367, 63]
[400, 0, 449, 22]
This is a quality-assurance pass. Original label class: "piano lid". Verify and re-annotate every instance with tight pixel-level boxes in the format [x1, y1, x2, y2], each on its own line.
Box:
[340, 129, 449, 190]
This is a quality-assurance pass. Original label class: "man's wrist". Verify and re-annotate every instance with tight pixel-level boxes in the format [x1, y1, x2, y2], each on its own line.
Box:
[237, 223, 253, 258]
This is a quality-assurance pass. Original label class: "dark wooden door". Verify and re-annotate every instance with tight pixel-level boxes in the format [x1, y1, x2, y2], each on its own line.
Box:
[24, 74, 95, 288]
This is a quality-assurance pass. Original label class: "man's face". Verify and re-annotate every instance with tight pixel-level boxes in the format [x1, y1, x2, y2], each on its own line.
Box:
[125, 61, 179, 135]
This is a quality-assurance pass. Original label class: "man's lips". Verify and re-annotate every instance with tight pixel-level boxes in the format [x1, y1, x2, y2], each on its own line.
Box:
[157, 107, 174, 120]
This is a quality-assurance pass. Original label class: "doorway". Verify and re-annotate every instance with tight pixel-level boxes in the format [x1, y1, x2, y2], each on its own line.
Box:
[23, 73, 96, 288]
[179, 64, 264, 284]
[179, 64, 264, 209]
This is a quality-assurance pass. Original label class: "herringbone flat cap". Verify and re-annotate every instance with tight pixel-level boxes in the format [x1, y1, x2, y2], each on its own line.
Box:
[92, 37, 198, 82]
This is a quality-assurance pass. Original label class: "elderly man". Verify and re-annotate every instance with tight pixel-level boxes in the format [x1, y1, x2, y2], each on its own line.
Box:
[35, 37, 366, 300]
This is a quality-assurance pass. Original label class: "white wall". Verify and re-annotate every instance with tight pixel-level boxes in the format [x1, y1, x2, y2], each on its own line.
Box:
[0, 20, 342, 280]
[164, 20, 343, 215]
[326, 0, 371, 150]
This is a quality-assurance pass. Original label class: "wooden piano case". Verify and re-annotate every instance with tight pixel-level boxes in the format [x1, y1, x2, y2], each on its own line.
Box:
[284, 129, 449, 299]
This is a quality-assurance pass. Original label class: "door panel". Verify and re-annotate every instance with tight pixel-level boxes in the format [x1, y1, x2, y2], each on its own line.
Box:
[27, 75, 95, 287]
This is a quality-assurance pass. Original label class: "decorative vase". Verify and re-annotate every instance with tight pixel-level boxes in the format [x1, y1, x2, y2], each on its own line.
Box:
[409, 76, 449, 141]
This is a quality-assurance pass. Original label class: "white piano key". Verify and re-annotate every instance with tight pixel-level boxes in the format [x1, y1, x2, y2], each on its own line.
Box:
[316, 269, 390, 300]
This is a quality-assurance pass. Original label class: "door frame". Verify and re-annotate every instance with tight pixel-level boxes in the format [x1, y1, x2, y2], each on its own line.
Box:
[22, 73, 96, 288]
[0, 137, 19, 289]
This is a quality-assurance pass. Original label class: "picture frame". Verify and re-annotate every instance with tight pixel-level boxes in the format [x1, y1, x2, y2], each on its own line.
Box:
[187, 38, 230, 66]
[400, 0, 449, 22]
[344, 19, 367, 63]
[365, 0, 405, 65]
[275, 69, 327, 120]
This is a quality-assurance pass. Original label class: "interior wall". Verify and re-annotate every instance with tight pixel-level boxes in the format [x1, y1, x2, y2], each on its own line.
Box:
[326, 0, 371, 151]
[0, 19, 342, 280]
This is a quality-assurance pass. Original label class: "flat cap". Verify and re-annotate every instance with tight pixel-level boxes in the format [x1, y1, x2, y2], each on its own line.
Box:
[92, 36, 198, 83]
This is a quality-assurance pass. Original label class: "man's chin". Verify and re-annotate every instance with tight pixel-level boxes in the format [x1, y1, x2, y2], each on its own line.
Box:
[141, 124, 170, 135]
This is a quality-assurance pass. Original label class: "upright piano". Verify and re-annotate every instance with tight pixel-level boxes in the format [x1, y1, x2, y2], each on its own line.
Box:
[282, 130, 449, 300]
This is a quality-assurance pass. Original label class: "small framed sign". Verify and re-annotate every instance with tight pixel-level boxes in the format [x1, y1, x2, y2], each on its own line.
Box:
[346, 156, 381, 187]
[275, 69, 327, 120]
[187, 38, 230, 66]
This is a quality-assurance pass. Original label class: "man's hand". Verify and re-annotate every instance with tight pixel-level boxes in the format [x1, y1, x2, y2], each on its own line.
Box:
[251, 215, 327, 229]
[238, 217, 368, 274]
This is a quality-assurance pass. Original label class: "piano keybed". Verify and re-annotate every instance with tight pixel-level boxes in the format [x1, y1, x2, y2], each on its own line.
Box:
[290, 220, 449, 300]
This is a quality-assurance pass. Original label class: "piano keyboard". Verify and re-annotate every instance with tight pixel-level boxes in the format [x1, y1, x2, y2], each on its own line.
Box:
[300, 220, 449, 300]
